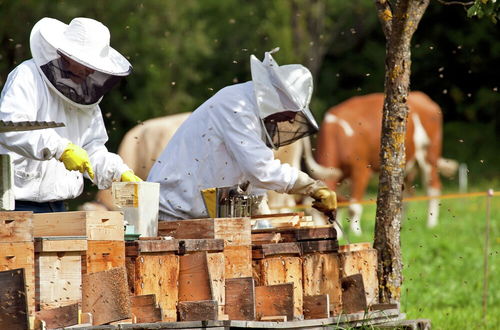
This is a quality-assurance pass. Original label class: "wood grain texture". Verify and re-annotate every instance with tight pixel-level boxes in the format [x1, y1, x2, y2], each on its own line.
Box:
[300, 240, 339, 254]
[294, 226, 337, 241]
[34, 237, 87, 252]
[207, 252, 225, 318]
[338, 242, 372, 253]
[213, 218, 251, 246]
[302, 253, 342, 315]
[259, 242, 302, 257]
[82, 240, 125, 275]
[224, 245, 252, 279]
[225, 277, 255, 320]
[126, 239, 178, 257]
[158, 219, 214, 239]
[303, 295, 329, 319]
[178, 300, 218, 321]
[33, 211, 124, 241]
[158, 218, 251, 246]
[35, 251, 82, 310]
[251, 225, 336, 243]
[0, 211, 33, 242]
[0, 242, 35, 316]
[339, 245, 379, 306]
[259, 256, 303, 318]
[82, 267, 131, 325]
[341, 273, 367, 314]
[178, 252, 211, 302]
[255, 284, 294, 321]
[180, 239, 224, 253]
[35, 303, 78, 329]
[0, 268, 29, 329]
[129, 253, 179, 321]
[130, 294, 162, 323]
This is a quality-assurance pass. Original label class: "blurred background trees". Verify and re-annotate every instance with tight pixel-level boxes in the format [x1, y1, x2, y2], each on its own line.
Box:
[0, 0, 498, 186]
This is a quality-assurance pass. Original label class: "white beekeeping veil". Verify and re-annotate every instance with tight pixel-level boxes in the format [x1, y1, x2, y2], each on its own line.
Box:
[250, 48, 319, 149]
[30, 17, 132, 108]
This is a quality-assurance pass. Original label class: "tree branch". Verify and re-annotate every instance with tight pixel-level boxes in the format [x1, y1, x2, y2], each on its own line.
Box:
[375, 0, 393, 38]
[436, 0, 474, 6]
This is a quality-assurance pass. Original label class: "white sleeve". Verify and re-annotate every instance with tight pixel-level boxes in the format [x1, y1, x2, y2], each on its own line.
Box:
[83, 108, 130, 189]
[0, 64, 68, 160]
[213, 103, 298, 193]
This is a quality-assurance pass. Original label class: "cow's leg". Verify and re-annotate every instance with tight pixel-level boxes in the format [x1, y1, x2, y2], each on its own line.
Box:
[348, 167, 372, 236]
[425, 159, 442, 228]
[416, 156, 441, 227]
[412, 112, 442, 228]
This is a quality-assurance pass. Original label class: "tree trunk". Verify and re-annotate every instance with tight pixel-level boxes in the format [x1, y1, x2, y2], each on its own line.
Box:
[373, 0, 429, 304]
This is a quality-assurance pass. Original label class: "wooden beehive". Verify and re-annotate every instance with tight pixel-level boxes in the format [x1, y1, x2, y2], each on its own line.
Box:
[252, 224, 340, 319]
[158, 217, 252, 279]
[33, 211, 126, 276]
[82, 240, 125, 275]
[176, 239, 226, 320]
[252, 244, 303, 319]
[0, 211, 35, 316]
[125, 239, 179, 322]
[33, 211, 124, 240]
[338, 243, 379, 306]
[34, 236, 87, 310]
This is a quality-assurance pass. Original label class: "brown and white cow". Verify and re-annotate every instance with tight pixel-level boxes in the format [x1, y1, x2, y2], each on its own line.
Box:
[314, 91, 448, 233]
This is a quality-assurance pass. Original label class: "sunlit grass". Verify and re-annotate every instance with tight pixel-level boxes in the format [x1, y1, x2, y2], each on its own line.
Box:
[336, 187, 499, 329]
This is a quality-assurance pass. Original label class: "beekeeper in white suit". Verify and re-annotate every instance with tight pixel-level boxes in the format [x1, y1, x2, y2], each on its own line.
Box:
[148, 49, 336, 221]
[0, 17, 141, 213]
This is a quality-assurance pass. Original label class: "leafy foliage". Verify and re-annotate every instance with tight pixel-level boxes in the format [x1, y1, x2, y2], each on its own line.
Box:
[0, 0, 498, 171]
[467, 0, 500, 23]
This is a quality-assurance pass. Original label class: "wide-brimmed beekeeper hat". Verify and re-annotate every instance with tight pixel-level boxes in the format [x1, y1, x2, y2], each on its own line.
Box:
[250, 48, 319, 149]
[30, 17, 132, 107]
[31, 17, 131, 75]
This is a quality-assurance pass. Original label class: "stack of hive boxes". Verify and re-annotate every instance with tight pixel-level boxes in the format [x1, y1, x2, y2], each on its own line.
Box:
[0, 211, 35, 321]
[150, 213, 380, 322]
[32, 211, 126, 326]
[156, 217, 252, 321]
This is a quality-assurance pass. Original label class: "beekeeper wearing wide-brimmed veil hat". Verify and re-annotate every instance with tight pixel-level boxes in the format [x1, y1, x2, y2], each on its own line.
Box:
[148, 48, 337, 221]
[0, 17, 142, 213]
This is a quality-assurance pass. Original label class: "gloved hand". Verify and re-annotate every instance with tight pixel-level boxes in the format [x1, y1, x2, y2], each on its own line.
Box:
[59, 142, 94, 180]
[311, 187, 337, 212]
[121, 170, 142, 182]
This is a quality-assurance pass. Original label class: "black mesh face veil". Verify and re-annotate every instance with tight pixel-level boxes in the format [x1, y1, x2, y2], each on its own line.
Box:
[40, 52, 125, 105]
[263, 111, 317, 149]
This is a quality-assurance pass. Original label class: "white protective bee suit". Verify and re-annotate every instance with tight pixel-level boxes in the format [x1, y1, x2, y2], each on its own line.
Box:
[148, 49, 323, 220]
[0, 17, 132, 202]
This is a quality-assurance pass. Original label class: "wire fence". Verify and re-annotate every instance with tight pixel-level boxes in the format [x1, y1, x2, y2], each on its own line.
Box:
[288, 190, 499, 209]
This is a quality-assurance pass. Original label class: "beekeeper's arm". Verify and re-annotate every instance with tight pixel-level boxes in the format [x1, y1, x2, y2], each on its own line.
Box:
[215, 106, 335, 211]
[82, 108, 141, 189]
[0, 63, 71, 161]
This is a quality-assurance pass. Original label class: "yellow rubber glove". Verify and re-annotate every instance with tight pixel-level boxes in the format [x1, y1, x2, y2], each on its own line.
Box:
[311, 188, 337, 212]
[59, 143, 94, 180]
[121, 170, 143, 182]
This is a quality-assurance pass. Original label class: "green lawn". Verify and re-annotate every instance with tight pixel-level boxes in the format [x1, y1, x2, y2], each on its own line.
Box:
[336, 188, 500, 329]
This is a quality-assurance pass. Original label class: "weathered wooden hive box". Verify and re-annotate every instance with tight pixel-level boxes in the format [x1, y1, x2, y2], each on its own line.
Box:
[34, 236, 87, 310]
[338, 242, 379, 307]
[251, 215, 340, 320]
[0, 211, 35, 317]
[159, 217, 252, 279]
[158, 217, 252, 321]
[125, 239, 180, 322]
[33, 211, 125, 275]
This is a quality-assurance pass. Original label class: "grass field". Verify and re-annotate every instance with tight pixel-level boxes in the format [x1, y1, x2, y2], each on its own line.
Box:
[336, 185, 500, 329]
